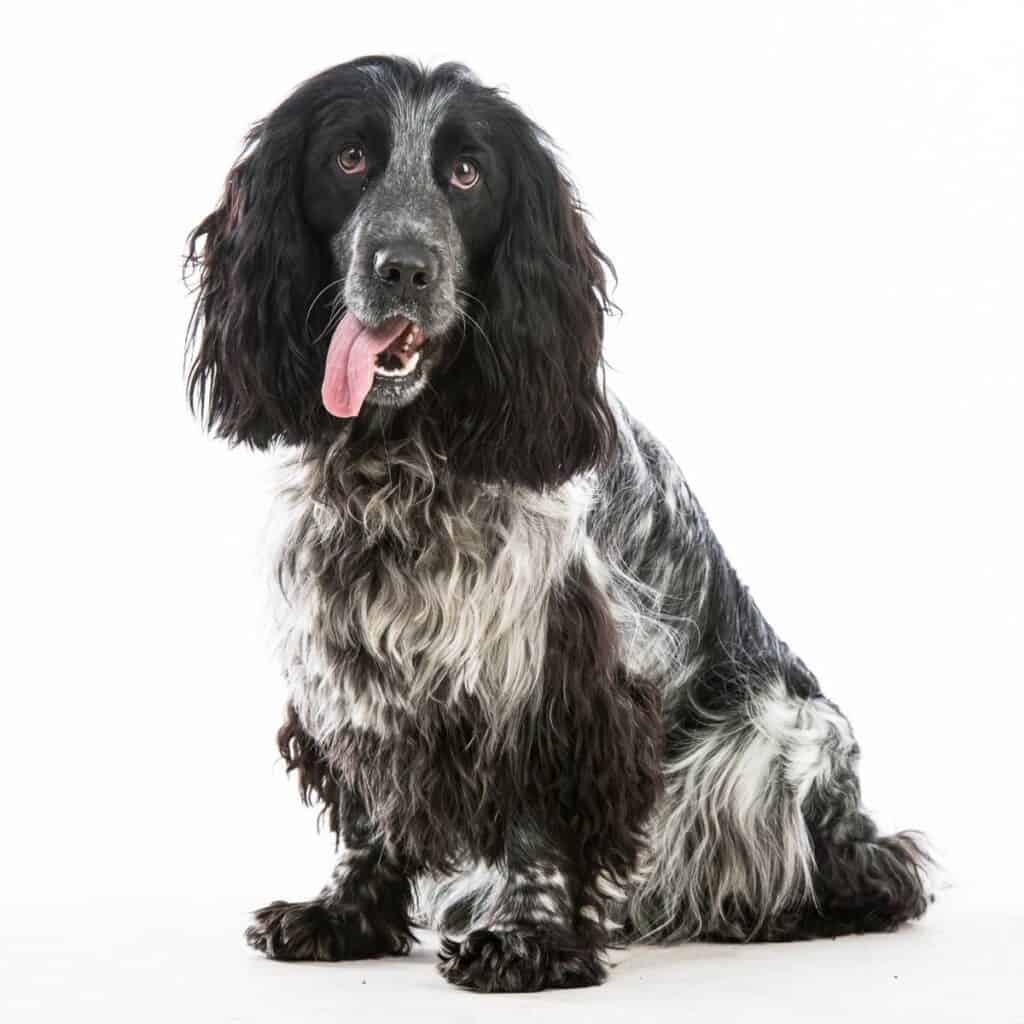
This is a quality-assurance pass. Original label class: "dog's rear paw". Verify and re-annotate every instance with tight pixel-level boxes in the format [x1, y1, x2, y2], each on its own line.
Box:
[246, 899, 413, 961]
[438, 925, 605, 992]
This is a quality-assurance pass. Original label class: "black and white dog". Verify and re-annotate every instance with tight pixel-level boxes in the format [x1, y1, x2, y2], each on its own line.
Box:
[186, 56, 930, 993]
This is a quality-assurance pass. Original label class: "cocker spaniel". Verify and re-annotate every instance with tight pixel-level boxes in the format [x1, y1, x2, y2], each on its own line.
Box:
[185, 56, 931, 993]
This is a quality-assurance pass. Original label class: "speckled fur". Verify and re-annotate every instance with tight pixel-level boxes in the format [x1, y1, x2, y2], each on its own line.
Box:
[188, 57, 932, 993]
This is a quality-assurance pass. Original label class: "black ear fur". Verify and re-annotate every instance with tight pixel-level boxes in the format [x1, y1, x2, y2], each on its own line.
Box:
[437, 122, 616, 490]
[185, 105, 328, 448]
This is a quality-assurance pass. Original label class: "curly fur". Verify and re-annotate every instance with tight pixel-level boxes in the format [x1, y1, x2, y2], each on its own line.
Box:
[187, 56, 932, 993]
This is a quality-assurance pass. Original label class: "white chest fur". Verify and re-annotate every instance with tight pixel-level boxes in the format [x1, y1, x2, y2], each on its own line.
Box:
[270, 446, 594, 745]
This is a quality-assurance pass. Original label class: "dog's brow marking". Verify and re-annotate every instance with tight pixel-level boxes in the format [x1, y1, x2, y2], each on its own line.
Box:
[337, 77, 465, 354]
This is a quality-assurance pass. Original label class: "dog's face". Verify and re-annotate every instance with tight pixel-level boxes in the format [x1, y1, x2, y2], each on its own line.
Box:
[187, 57, 614, 488]
[302, 64, 508, 413]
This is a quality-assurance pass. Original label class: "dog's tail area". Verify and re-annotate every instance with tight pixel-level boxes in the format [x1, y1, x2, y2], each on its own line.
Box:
[794, 827, 933, 939]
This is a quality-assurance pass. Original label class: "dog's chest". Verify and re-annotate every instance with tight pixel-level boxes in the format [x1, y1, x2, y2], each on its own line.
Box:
[273, 447, 591, 745]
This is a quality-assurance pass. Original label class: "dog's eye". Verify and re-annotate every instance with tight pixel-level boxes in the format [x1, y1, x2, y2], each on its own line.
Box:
[450, 157, 480, 190]
[337, 144, 367, 175]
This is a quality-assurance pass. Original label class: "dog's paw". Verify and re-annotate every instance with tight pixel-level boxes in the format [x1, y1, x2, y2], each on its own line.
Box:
[438, 925, 605, 992]
[245, 899, 413, 961]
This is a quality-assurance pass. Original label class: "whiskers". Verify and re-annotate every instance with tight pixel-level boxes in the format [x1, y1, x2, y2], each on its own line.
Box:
[305, 277, 348, 346]
[454, 289, 498, 365]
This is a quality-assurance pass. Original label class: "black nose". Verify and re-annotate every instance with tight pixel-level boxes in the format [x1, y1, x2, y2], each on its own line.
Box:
[373, 241, 437, 296]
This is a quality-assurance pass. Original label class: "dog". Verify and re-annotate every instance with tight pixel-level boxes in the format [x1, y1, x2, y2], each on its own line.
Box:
[185, 56, 931, 993]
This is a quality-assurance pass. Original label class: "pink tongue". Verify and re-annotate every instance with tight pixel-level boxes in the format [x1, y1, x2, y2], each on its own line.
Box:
[322, 313, 410, 418]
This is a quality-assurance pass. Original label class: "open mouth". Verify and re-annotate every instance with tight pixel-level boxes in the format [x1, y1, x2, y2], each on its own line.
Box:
[322, 312, 431, 418]
[373, 321, 428, 379]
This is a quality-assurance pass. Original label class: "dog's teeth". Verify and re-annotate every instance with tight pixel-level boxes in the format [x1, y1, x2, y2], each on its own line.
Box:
[375, 350, 421, 378]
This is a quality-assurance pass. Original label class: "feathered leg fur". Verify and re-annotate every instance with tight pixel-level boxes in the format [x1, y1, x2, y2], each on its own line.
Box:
[245, 713, 416, 961]
[253, 555, 663, 990]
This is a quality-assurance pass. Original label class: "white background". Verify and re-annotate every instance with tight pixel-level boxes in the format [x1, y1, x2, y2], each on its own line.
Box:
[2, 1, 1022, 1020]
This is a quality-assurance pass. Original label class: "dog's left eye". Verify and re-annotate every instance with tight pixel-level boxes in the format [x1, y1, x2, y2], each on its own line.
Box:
[449, 158, 480, 190]
[337, 144, 367, 175]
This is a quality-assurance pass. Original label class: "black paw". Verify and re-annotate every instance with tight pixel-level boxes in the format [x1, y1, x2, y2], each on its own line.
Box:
[438, 925, 605, 993]
[245, 899, 413, 961]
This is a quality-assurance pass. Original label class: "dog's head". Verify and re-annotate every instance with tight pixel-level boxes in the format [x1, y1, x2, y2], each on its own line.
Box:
[187, 57, 614, 488]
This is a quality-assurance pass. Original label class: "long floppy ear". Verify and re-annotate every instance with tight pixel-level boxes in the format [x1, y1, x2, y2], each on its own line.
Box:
[440, 126, 616, 490]
[185, 106, 327, 448]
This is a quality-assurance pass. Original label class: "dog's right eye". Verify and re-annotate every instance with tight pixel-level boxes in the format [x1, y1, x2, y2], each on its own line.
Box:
[449, 157, 480, 191]
[337, 144, 367, 175]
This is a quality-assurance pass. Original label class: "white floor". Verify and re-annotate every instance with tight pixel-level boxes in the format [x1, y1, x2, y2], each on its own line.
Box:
[2, 886, 1020, 1022]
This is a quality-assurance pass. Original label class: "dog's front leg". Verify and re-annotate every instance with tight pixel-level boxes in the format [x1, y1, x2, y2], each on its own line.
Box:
[437, 820, 632, 993]
[246, 718, 416, 962]
[438, 560, 665, 992]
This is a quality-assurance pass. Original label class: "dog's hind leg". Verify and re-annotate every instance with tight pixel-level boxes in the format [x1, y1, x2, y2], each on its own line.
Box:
[626, 656, 931, 943]
[794, 756, 932, 939]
